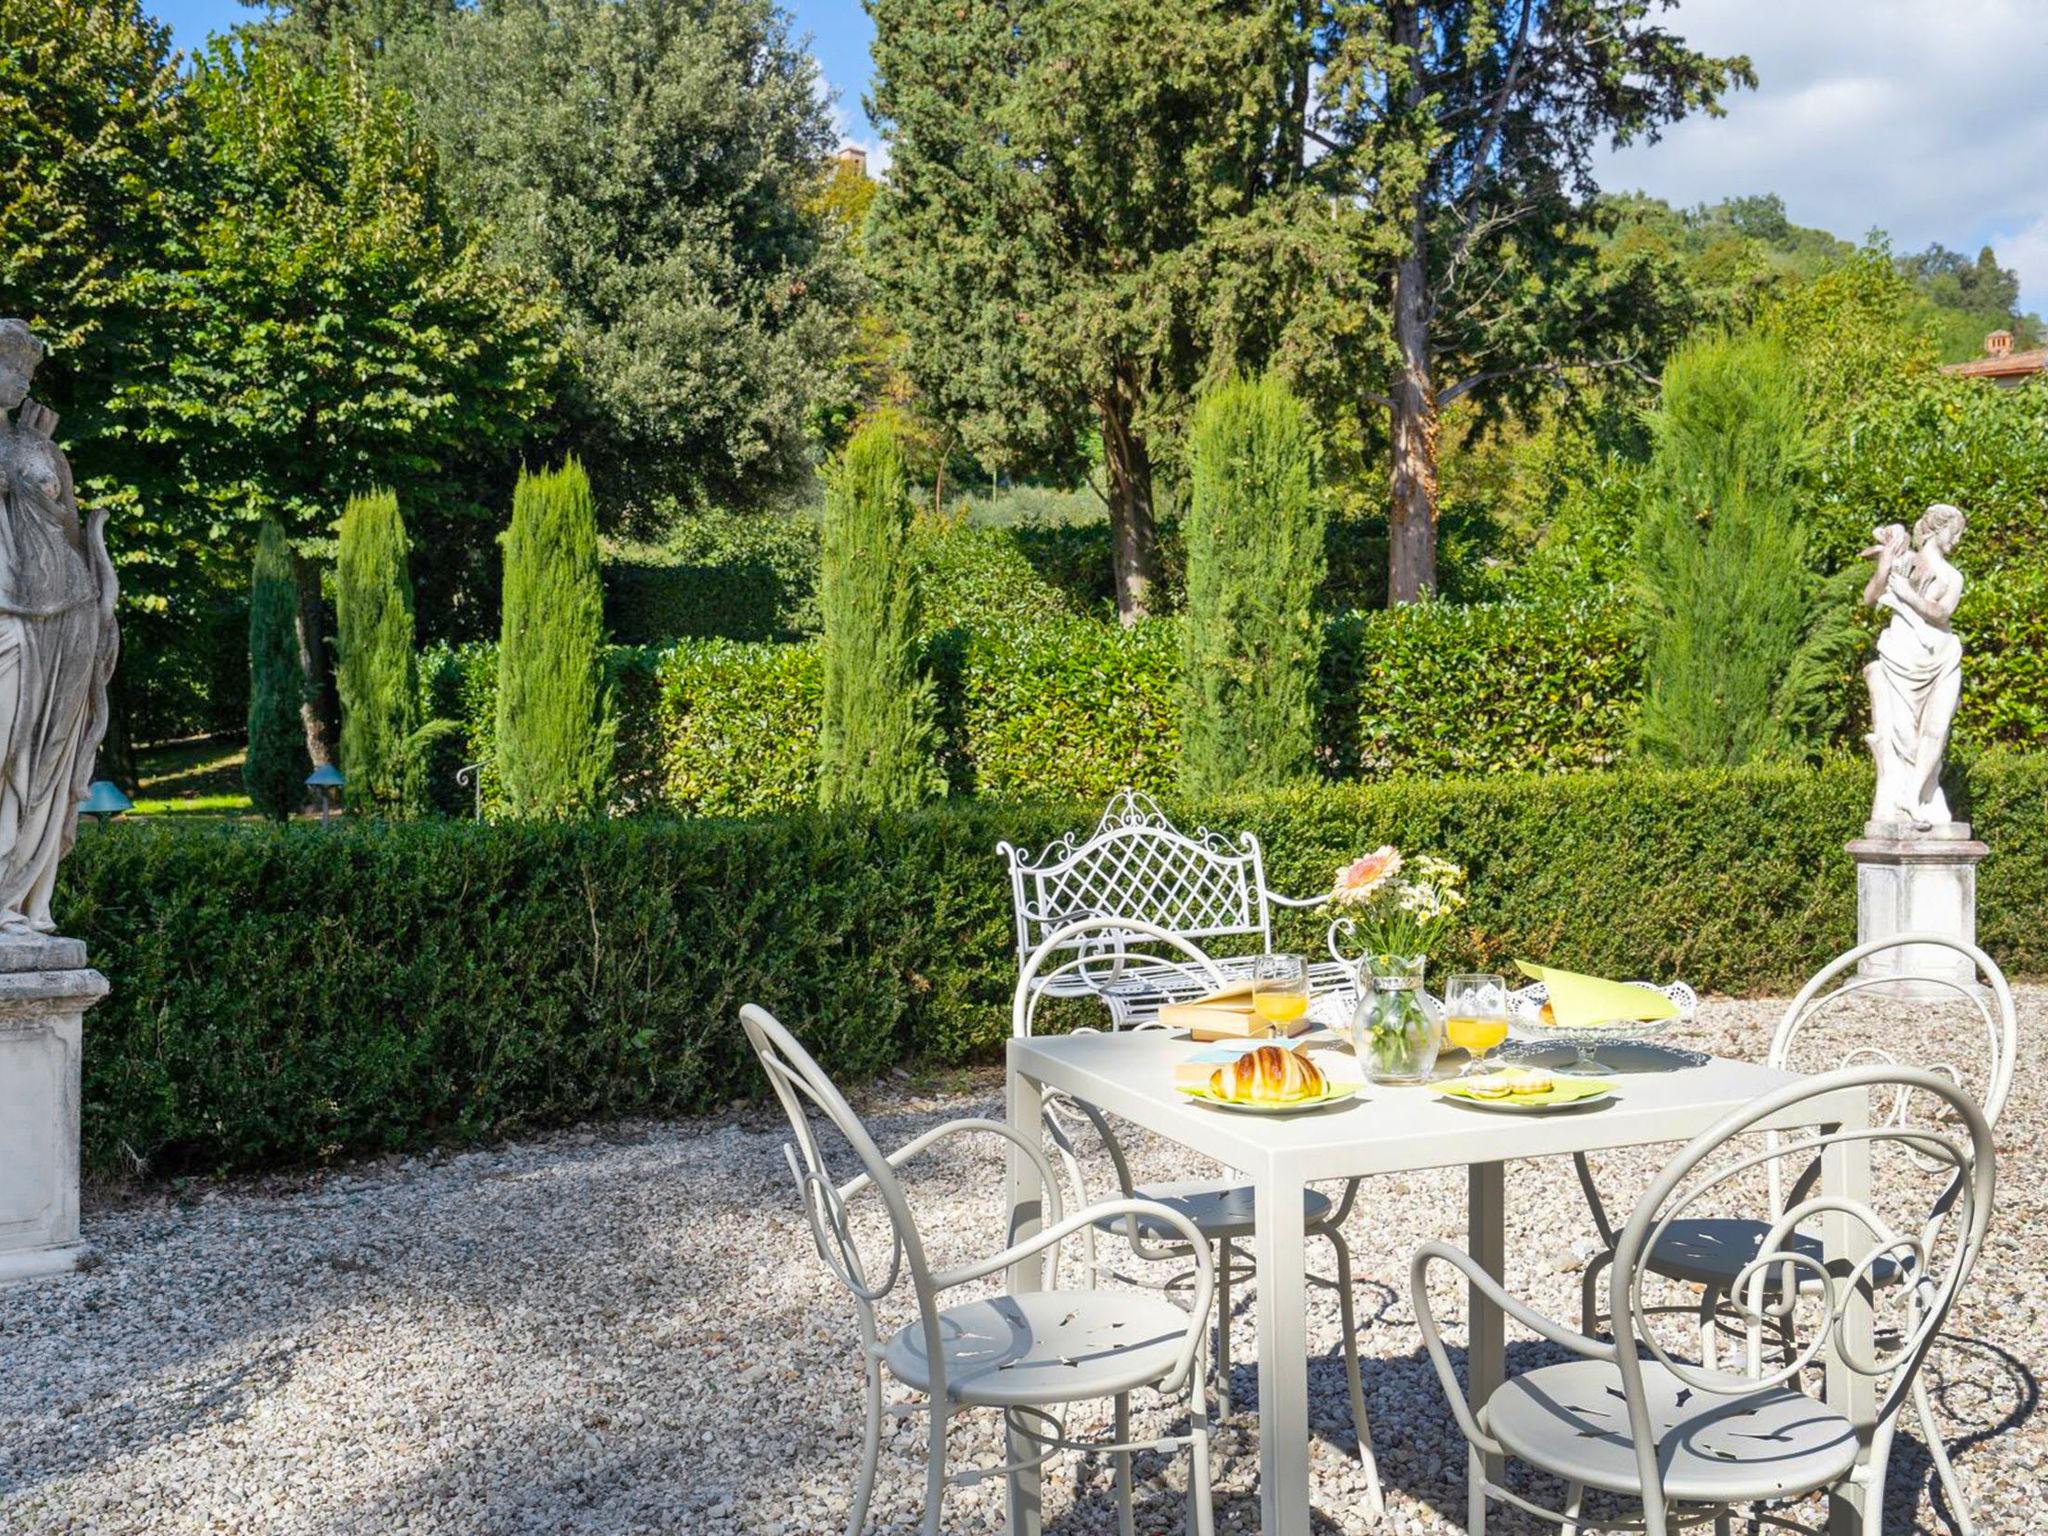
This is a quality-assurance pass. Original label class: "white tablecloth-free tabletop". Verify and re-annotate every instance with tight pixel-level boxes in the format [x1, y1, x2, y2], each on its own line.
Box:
[1004, 1031, 1874, 1536]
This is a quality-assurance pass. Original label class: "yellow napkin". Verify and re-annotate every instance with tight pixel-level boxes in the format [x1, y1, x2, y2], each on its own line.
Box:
[1514, 960, 1679, 1030]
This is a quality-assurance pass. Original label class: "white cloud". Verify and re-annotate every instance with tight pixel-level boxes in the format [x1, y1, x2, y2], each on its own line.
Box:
[1591, 0, 2048, 312]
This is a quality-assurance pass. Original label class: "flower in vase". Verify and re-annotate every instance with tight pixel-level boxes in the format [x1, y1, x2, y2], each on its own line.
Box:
[1332, 846, 1401, 905]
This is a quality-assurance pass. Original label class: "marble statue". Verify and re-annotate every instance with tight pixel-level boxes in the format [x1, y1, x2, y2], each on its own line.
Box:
[1860, 502, 1965, 833]
[0, 320, 120, 933]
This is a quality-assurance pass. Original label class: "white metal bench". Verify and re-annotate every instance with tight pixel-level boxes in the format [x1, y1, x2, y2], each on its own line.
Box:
[998, 789, 1351, 1026]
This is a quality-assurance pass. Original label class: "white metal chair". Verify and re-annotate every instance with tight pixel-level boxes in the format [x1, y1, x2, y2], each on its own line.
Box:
[1415, 1062, 1997, 1536]
[1573, 933, 2015, 1533]
[999, 788, 1350, 1027]
[741, 1003, 1216, 1536]
[1011, 917, 1384, 1515]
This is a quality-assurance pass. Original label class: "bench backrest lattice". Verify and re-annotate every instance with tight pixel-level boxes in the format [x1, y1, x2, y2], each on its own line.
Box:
[997, 788, 1273, 967]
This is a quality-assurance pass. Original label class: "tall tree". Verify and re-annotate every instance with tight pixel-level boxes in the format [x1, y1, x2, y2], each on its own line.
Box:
[869, 0, 1375, 623]
[1181, 373, 1326, 793]
[1634, 330, 1850, 765]
[381, 0, 855, 526]
[335, 488, 422, 813]
[244, 519, 307, 820]
[1316, 0, 1752, 601]
[497, 459, 612, 818]
[818, 419, 936, 811]
[130, 38, 560, 765]
[0, 0, 192, 767]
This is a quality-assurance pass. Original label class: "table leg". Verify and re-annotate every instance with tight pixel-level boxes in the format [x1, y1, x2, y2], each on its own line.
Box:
[1823, 1126, 1875, 1536]
[1005, 1059, 1045, 1536]
[1254, 1168, 1312, 1536]
[1467, 1162, 1506, 1536]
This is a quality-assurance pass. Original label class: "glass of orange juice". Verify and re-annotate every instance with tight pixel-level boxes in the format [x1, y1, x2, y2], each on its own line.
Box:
[1252, 953, 1310, 1037]
[1445, 973, 1509, 1070]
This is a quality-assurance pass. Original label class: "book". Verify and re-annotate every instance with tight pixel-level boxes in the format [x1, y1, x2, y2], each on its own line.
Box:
[1159, 999, 1316, 1041]
[1168, 1032, 1344, 1090]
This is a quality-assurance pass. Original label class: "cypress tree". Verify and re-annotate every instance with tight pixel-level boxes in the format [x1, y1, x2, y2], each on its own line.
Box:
[819, 418, 937, 810]
[497, 457, 612, 818]
[1635, 331, 1844, 766]
[335, 488, 423, 813]
[1180, 372, 1326, 794]
[244, 519, 307, 820]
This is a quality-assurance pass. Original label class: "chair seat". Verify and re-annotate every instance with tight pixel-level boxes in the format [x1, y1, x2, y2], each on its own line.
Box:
[1096, 1179, 1335, 1242]
[883, 1290, 1191, 1407]
[1484, 1358, 1859, 1504]
[1647, 1219, 1904, 1292]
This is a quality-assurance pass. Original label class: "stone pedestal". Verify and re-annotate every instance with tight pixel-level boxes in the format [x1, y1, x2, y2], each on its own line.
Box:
[0, 935, 107, 1283]
[1845, 822, 1989, 999]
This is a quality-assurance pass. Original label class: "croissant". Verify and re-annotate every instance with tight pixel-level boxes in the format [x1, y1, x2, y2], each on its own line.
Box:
[1209, 1044, 1326, 1105]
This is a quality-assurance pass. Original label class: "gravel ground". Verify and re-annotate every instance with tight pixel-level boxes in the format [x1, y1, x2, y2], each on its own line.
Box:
[2, 990, 2043, 1535]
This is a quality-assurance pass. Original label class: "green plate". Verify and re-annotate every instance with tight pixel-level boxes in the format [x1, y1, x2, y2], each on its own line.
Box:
[1176, 1082, 1360, 1114]
[1430, 1077, 1613, 1113]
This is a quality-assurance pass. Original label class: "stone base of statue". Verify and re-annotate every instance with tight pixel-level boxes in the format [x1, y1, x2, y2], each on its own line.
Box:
[1845, 822, 1990, 999]
[0, 935, 106, 1283]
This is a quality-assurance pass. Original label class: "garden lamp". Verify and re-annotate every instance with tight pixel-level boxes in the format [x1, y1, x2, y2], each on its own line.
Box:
[80, 780, 132, 827]
[306, 763, 346, 827]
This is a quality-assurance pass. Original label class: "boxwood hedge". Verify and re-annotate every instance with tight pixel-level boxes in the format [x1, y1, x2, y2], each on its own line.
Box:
[60, 753, 2046, 1177]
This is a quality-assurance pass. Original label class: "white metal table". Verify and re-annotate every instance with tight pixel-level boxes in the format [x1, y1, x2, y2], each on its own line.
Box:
[1004, 1031, 1874, 1536]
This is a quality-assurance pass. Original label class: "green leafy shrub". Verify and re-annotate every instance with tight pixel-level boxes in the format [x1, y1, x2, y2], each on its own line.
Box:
[604, 507, 822, 643]
[335, 489, 423, 813]
[659, 640, 822, 816]
[60, 753, 2048, 1176]
[1181, 374, 1326, 793]
[954, 620, 1182, 801]
[498, 458, 613, 817]
[243, 520, 305, 820]
[1322, 596, 1645, 777]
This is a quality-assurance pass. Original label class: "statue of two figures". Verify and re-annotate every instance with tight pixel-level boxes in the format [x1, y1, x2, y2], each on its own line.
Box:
[1859, 502, 1967, 835]
[0, 320, 120, 936]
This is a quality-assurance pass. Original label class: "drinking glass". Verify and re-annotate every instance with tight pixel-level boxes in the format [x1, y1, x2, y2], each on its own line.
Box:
[1445, 972, 1509, 1071]
[1251, 953, 1310, 1037]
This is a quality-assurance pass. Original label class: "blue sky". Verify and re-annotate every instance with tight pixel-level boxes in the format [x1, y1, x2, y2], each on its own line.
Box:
[151, 0, 2047, 315]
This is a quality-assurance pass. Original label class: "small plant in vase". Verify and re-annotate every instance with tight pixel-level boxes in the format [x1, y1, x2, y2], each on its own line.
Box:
[1327, 847, 1469, 1083]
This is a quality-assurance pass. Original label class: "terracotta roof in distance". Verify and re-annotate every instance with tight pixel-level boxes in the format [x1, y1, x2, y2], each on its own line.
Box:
[1943, 330, 2047, 380]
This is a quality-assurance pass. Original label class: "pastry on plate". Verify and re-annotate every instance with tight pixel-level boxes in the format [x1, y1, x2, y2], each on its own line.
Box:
[1208, 1044, 1327, 1105]
[1462, 1066, 1554, 1100]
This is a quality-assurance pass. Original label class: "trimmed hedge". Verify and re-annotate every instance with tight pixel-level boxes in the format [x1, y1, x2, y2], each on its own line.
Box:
[60, 754, 2048, 1176]
[434, 598, 1657, 815]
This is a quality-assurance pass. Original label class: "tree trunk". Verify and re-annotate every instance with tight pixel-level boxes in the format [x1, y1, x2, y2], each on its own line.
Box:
[292, 551, 338, 769]
[1385, 0, 1438, 606]
[1099, 369, 1161, 625]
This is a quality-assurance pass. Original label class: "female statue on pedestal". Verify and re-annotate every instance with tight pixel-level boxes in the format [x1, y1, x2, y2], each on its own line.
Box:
[1860, 502, 1966, 833]
[0, 320, 120, 933]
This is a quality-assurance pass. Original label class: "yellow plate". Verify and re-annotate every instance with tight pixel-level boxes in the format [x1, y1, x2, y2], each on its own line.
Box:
[1175, 1082, 1360, 1115]
[1430, 1076, 1613, 1112]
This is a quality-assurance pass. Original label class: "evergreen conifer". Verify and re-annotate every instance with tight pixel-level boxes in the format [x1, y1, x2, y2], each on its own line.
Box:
[819, 419, 937, 810]
[244, 519, 307, 820]
[1181, 373, 1326, 794]
[335, 488, 423, 812]
[1635, 331, 1852, 765]
[497, 458, 613, 817]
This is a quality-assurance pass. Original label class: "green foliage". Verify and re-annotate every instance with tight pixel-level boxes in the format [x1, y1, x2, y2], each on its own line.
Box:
[953, 621, 1184, 802]
[335, 489, 423, 813]
[1324, 596, 1645, 778]
[497, 459, 613, 818]
[1181, 374, 1326, 793]
[819, 422, 939, 811]
[381, 0, 854, 523]
[60, 753, 2048, 1175]
[1634, 332, 1836, 765]
[131, 39, 561, 627]
[661, 640, 822, 816]
[243, 520, 307, 821]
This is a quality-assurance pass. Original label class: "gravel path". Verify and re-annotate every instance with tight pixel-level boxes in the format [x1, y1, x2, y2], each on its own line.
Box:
[3, 990, 2043, 1535]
